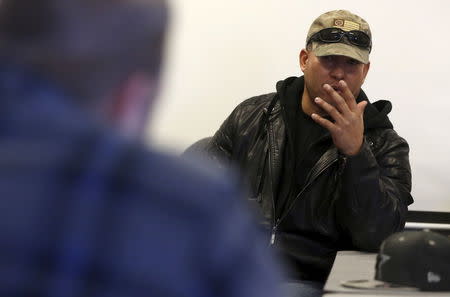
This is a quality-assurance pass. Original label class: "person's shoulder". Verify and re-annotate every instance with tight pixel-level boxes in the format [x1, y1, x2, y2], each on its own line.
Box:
[147, 147, 234, 191]
[228, 92, 277, 122]
[116, 143, 240, 211]
[237, 92, 276, 109]
[367, 128, 409, 151]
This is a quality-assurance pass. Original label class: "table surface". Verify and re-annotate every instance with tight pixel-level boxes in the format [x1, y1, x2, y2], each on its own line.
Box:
[323, 251, 450, 297]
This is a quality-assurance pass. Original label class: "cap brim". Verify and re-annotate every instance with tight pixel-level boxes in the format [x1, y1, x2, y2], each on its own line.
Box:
[312, 42, 370, 64]
[341, 279, 419, 291]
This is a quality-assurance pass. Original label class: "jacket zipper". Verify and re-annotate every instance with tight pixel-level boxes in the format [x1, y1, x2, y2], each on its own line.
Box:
[267, 121, 277, 237]
[270, 219, 280, 244]
[269, 150, 340, 245]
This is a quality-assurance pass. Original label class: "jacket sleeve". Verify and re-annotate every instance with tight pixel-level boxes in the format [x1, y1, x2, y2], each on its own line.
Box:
[205, 94, 274, 168]
[335, 129, 413, 252]
[206, 103, 244, 166]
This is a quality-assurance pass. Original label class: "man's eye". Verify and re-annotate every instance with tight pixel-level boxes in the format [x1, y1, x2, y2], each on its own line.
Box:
[320, 56, 334, 63]
[347, 59, 360, 65]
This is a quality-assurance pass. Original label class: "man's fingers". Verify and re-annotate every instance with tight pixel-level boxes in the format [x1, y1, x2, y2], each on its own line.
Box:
[357, 100, 368, 114]
[323, 84, 350, 115]
[339, 80, 358, 110]
[314, 97, 343, 123]
[311, 112, 335, 132]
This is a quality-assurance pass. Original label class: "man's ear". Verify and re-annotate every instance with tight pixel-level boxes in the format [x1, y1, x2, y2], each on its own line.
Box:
[299, 49, 309, 72]
[109, 72, 159, 139]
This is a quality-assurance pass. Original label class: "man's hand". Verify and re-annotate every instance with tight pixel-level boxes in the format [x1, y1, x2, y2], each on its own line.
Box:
[311, 80, 367, 156]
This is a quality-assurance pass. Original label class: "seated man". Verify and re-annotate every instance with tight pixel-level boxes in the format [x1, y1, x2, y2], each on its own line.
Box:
[0, 0, 281, 296]
[206, 9, 413, 296]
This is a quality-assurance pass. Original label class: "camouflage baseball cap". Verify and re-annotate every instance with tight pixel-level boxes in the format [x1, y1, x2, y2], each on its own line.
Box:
[306, 10, 372, 64]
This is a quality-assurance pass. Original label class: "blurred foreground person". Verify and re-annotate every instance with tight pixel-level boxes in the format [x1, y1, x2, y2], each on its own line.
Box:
[0, 0, 281, 296]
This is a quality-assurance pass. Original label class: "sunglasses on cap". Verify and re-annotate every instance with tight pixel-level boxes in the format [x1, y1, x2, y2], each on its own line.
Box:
[308, 28, 372, 52]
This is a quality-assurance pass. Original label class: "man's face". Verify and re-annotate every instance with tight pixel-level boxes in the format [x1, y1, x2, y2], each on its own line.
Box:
[300, 49, 370, 111]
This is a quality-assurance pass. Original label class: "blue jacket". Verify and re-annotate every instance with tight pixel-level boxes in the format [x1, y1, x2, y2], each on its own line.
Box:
[0, 63, 281, 297]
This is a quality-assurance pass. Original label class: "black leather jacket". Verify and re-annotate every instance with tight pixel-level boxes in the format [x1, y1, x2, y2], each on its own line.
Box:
[207, 76, 413, 282]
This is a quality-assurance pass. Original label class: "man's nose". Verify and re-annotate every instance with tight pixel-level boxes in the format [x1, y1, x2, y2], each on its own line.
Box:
[330, 64, 345, 80]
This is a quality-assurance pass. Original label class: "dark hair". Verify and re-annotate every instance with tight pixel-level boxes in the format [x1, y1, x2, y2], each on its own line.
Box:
[0, 0, 168, 105]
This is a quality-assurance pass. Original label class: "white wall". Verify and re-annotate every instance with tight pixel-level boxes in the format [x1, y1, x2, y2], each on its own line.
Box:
[147, 0, 450, 212]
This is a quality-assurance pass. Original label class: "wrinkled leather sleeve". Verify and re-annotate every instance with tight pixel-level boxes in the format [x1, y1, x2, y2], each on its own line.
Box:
[206, 94, 273, 167]
[336, 129, 413, 252]
[206, 108, 237, 165]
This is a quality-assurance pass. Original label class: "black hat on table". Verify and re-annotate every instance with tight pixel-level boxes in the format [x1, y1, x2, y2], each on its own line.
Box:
[342, 230, 450, 291]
